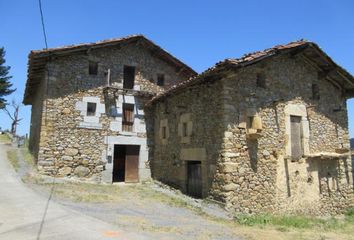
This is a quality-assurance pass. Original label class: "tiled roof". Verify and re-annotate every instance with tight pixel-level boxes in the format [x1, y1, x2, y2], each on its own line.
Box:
[147, 40, 354, 106]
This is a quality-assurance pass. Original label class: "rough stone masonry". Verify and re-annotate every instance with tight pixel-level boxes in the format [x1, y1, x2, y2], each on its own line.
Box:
[24, 36, 354, 215]
[146, 40, 354, 215]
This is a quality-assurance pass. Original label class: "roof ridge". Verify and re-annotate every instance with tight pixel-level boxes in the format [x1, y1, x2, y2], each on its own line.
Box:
[31, 34, 145, 54]
[147, 39, 354, 106]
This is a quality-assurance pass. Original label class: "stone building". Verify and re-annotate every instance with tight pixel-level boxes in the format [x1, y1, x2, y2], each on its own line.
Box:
[146, 40, 354, 215]
[23, 35, 196, 183]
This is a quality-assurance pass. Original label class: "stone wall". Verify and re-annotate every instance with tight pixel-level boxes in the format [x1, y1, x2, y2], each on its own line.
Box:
[146, 80, 225, 197]
[32, 42, 189, 181]
[148, 53, 353, 215]
[46, 43, 185, 98]
[221, 54, 352, 215]
[28, 76, 45, 160]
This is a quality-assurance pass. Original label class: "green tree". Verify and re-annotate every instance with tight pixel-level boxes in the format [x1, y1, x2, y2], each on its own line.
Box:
[0, 47, 15, 108]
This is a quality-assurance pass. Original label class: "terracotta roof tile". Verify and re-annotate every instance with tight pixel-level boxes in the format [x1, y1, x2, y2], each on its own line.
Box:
[147, 40, 354, 106]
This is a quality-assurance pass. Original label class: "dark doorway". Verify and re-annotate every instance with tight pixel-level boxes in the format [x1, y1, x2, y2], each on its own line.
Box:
[113, 145, 140, 183]
[123, 65, 135, 89]
[187, 161, 202, 198]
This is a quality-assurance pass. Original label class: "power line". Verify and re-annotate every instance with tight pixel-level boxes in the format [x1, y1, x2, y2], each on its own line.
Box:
[38, 0, 48, 49]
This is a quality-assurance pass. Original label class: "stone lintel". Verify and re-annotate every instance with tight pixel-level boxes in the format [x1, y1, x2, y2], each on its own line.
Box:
[180, 148, 206, 161]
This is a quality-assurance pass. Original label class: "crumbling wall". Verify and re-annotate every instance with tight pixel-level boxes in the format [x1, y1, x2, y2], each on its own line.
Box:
[219, 54, 352, 215]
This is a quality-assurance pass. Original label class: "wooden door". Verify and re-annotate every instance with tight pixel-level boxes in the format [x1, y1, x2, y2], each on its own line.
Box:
[290, 116, 303, 160]
[125, 145, 140, 183]
[187, 161, 202, 198]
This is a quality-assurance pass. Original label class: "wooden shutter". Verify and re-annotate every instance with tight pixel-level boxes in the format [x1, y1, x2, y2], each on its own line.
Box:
[122, 103, 134, 132]
[290, 116, 303, 160]
[125, 145, 140, 183]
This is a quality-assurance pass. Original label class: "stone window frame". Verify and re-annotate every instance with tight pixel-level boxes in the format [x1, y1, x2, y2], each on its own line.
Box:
[75, 96, 105, 129]
[178, 113, 193, 144]
[284, 103, 310, 159]
[159, 119, 169, 145]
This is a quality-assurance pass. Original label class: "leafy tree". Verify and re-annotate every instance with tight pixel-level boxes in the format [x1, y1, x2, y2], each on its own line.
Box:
[0, 47, 15, 108]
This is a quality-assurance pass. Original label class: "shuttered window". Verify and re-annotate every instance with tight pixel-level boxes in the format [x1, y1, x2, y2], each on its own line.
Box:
[290, 116, 303, 161]
[122, 103, 134, 132]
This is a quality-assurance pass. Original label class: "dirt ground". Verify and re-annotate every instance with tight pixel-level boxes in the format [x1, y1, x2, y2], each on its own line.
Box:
[11, 142, 354, 240]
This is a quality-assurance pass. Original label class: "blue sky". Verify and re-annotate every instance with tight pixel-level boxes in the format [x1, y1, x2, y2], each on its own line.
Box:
[1, 0, 353, 137]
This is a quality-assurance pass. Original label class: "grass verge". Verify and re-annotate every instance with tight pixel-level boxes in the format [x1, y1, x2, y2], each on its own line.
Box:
[234, 212, 354, 233]
[0, 134, 11, 144]
[20, 147, 35, 167]
[7, 149, 20, 172]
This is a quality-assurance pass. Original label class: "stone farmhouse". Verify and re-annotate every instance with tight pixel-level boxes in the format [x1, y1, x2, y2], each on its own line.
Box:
[23, 35, 196, 183]
[145, 41, 354, 215]
[24, 36, 353, 215]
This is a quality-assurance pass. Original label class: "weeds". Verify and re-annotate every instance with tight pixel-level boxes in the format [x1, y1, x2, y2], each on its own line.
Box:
[7, 149, 19, 171]
[234, 213, 353, 233]
[0, 134, 11, 144]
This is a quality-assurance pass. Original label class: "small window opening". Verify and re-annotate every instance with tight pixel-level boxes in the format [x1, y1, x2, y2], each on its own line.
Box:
[157, 74, 165, 86]
[89, 61, 98, 75]
[87, 102, 97, 116]
[256, 73, 266, 88]
[162, 126, 167, 139]
[182, 122, 188, 137]
[123, 66, 135, 89]
[312, 84, 320, 100]
[247, 116, 254, 129]
[122, 103, 134, 132]
[290, 116, 303, 161]
[307, 176, 313, 184]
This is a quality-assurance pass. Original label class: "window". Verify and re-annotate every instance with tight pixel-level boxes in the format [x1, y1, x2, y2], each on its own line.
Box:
[256, 73, 266, 88]
[162, 126, 167, 139]
[157, 74, 165, 86]
[89, 61, 98, 75]
[122, 103, 134, 132]
[87, 102, 97, 116]
[312, 84, 320, 100]
[290, 116, 303, 161]
[247, 116, 254, 129]
[160, 119, 169, 144]
[182, 122, 188, 137]
[123, 66, 135, 89]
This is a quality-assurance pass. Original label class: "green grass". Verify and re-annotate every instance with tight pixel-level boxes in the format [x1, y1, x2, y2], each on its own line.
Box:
[20, 147, 35, 167]
[234, 213, 354, 232]
[7, 149, 20, 171]
[0, 134, 11, 143]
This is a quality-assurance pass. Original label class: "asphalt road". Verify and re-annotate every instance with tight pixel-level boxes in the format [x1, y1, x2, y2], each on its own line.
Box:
[0, 143, 147, 240]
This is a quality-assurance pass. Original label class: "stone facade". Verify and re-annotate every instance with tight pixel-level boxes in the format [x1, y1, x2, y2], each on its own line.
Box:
[25, 37, 353, 215]
[146, 45, 354, 215]
[25, 36, 196, 183]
